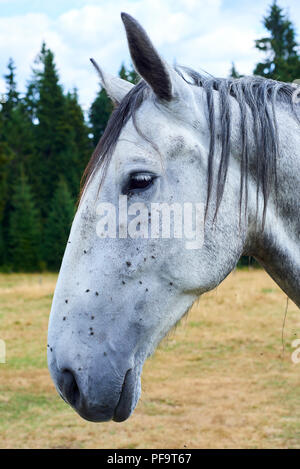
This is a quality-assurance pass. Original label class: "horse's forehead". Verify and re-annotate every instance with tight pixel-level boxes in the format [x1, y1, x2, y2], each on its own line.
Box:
[113, 101, 195, 167]
[114, 138, 161, 168]
[123, 100, 176, 141]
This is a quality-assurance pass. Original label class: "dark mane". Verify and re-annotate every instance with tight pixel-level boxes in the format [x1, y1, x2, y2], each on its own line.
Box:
[80, 69, 300, 224]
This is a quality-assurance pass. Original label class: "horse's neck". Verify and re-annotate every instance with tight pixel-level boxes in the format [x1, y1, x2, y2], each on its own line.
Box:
[247, 107, 300, 308]
[253, 214, 300, 308]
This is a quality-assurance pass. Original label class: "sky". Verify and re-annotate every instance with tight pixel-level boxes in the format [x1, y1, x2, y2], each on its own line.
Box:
[0, 0, 300, 111]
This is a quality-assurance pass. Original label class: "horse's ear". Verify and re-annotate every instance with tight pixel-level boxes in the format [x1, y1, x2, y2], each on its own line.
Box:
[90, 58, 134, 105]
[121, 12, 172, 102]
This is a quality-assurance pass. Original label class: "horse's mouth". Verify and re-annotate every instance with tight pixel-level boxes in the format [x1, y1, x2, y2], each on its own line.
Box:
[50, 350, 140, 423]
[113, 368, 136, 422]
[72, 368, 138, 423]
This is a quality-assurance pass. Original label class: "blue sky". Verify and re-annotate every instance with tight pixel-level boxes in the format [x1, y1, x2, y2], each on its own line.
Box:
[0, 0, 299, 110]
[0, 0, 93, 18]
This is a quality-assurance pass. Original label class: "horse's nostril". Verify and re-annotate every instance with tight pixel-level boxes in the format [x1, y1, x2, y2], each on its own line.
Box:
[61, 369, 80, 408]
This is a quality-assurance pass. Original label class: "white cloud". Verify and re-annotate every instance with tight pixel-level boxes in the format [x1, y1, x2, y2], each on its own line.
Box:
[0, 0, 299, 111]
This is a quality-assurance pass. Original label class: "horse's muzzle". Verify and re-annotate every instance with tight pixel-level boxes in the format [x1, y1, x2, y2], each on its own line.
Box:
[49, 355, 136, 422]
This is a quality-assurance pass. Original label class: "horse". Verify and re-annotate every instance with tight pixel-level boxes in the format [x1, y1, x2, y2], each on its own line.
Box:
[47, 12, 300, 423]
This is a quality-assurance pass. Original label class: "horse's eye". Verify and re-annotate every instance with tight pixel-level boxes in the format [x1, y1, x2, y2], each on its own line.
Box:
[126, 173, 155, 193]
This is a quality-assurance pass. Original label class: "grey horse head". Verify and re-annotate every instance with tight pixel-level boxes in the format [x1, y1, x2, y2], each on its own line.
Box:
[48, 13, 300, 422]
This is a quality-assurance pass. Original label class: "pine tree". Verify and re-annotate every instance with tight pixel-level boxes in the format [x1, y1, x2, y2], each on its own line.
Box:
[0, 109, 9, 222]
[1, 58, 19, 119]
[29, 43, 79, 218]
[8, 169, 41, 271]
[43, 178, 75, 270]
[254, 1, 300, 82]
[229, 62, 242, 78]
[0, 112, 10, 265]
[119, 63, 139, 84]
[65, 89, 92, 186]
[89, 88, 113, 146]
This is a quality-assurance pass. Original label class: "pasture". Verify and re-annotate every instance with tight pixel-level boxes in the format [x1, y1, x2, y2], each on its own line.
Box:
[0, 269, 299, 449]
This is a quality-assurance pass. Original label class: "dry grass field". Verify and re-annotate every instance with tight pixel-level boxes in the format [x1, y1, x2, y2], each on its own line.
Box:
[0, 269, 299, 449]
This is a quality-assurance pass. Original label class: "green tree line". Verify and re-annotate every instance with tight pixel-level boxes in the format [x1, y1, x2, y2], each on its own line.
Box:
[0, 1, 299, 272]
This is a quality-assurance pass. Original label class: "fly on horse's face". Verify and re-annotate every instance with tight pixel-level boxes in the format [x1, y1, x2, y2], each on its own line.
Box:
[47, 13, 300, 422]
